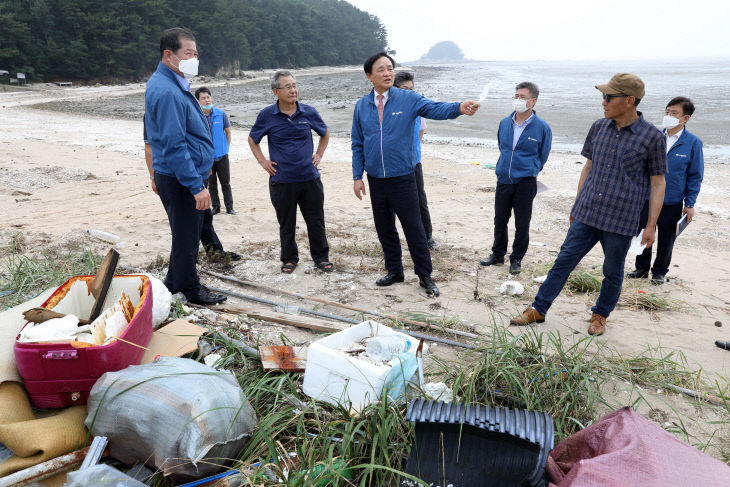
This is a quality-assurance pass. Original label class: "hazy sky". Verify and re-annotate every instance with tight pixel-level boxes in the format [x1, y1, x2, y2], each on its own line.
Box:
[347, 0, 730, 62]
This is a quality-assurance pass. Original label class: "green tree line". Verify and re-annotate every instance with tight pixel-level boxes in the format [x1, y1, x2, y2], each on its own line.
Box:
[0, 0, 388, 81]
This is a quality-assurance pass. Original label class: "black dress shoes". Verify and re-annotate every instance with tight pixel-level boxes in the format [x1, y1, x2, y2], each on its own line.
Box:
[480, 254, 505, 266]
[376, 272, 405, 287]
[651, 274, 666, 285]
[419, 276, 440, 297]
[627, 269, 649, 279]
[188, 287, 227, 305]
[509, 259, 522, 275]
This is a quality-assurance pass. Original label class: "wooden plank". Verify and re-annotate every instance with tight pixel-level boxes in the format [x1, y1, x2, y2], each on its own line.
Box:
[212, 304, 344, 333]
[88, 248, 119, 322]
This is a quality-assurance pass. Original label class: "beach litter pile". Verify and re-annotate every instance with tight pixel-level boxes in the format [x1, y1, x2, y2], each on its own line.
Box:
[1, 248, 729, 486]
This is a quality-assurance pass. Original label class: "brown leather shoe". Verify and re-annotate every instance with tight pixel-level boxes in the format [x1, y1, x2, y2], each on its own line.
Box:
[510, 307, 545, 326]
[587, 313, 607, 336]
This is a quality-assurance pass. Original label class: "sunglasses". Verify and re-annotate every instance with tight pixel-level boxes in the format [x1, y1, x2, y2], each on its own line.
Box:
[602, 93, 628, 102]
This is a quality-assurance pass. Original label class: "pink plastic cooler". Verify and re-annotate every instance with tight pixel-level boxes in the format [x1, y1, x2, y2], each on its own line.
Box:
[14, 274, 154, 408]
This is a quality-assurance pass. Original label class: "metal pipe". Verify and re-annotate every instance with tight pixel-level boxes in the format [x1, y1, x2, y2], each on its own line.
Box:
[207, 286, 478, 350]
[203, 270, 487, 342]
[0, 446, 91, 487]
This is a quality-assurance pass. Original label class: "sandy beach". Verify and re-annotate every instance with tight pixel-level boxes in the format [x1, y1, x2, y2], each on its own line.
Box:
[1, 77, 730, 456]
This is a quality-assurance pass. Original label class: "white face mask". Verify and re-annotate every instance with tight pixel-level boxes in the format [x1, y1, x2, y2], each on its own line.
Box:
[512, 98, 528, 113]
[173, 54, 199, 79]
[661, 115, 680, 129]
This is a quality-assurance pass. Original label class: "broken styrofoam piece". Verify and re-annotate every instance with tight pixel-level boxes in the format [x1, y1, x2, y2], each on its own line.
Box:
[500, 281, 525, 296]
[423, 382, 454, 403]
[145, 274, 172, 328]
[18, 314, 80, 343]
[534, 275, 548, 284]
[203, 353, 224, 369]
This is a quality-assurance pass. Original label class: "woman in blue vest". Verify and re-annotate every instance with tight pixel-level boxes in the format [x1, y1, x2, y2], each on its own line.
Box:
[628, 96, 704, 284]
[195, 87, 235, 214]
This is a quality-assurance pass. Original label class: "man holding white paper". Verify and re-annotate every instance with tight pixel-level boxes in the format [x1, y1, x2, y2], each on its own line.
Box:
[627, 97, 704, 285]
[510, 73, 666, 336]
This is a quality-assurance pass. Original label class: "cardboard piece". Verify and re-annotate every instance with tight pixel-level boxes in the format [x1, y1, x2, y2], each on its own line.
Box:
[140, 319, 207, 364]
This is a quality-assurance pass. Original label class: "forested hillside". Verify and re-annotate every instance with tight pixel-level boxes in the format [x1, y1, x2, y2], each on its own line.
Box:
[0, 0, 387, 81]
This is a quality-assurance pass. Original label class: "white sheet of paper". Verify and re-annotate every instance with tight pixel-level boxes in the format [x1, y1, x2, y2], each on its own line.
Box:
[536, 181, 549, 194]
[477, 83, 490, 103]
[628, 229, 647, 255]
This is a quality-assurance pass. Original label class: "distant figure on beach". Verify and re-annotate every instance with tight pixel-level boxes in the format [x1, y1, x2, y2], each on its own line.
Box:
[480, 81, 552, 275]
[352, 52, 480, 297]
[144, 27, 226, 305]
[394, 71, 438, 250]
[247, 70, 332, 274]
[627, 97, 704, 285]
[143, 119, 241, 264]
[511, 73, 667, 336]
[195, 87, 235, 215]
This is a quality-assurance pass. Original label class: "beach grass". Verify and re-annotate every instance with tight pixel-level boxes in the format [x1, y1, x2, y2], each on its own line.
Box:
[0, 239, 101, 309]
[566, 269, 603, 294]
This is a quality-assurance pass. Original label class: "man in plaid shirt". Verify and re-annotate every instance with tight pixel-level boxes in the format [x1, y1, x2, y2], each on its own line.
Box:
[510, 73, 667, 336]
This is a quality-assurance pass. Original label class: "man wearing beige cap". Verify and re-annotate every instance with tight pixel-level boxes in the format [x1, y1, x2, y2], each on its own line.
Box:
[510, 73, 667, 336]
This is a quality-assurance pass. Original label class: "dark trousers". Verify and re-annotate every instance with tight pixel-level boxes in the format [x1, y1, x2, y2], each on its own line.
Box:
[269, 177, 329, 264]
[200, 208, 223, 254]
[413, 163, 433, 239]
[492, 177, 537, 262]
[155, 174, 205, 298]
[210, 154, 233, 212]
[635, 200, 683, 276]
[367, 173, 432, 277]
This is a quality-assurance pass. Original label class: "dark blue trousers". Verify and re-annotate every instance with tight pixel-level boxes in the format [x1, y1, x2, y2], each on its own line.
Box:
[635, 200, 683, 276]
[367, 173, 432, 277]
[200, 208, 223, 254]
[155, 173, 206, 298]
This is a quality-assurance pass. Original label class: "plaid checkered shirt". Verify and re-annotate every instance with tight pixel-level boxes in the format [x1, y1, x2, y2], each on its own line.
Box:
[571, 113, 667, 236]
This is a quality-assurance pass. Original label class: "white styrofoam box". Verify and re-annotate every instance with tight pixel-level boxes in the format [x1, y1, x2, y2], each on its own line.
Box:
[302, 321, 417, 411]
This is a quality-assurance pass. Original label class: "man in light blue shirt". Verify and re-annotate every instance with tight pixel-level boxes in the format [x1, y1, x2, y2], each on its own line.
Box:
[480, 81, 552, 275]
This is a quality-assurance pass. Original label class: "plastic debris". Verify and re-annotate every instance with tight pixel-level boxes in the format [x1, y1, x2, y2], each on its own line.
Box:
[500, 281, 525, 296]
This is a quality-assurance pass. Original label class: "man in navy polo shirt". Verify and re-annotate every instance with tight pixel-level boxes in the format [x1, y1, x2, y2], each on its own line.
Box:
[248, 70, 331, 274]
[510, 73, 667, 336]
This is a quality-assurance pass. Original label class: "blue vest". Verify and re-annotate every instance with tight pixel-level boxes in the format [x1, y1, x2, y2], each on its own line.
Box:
[209, 108, 229, 159]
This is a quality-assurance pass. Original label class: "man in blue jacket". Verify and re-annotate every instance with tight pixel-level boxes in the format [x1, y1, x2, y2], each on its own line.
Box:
[480, 82, 552, 274]
[627, 96, 704, 284]
[195, 87, 235, 215]
[144, 27, 226, 305]
[352, 52, 479, 297]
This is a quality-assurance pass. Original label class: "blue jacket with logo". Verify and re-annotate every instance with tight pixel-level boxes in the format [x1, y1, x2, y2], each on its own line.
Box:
[352, 87, 461, 179]
[144, 62, 214, 194]
[209, 107, 230, 159]
[663, 128, 703, 207]
[495, 111, 552, 184]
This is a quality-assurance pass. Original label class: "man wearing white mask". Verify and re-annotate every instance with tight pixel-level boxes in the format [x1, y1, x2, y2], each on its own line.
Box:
[145, 27, 226, 305]
[627, 97, 704, 284]
[480, 81, 552, 274]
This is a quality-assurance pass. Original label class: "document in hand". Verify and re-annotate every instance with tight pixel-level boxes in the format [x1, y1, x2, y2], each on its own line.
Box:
[628, 229, 647, 256]
[676, 214, 691, 236]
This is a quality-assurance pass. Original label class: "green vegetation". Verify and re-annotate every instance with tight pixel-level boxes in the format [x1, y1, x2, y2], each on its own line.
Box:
[0, 0, 388, 82]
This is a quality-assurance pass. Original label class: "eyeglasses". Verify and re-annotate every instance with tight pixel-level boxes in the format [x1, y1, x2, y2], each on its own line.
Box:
[602, 94, 627, 102]
[514, 95, 534, 101]
[276, 84, 297, 91]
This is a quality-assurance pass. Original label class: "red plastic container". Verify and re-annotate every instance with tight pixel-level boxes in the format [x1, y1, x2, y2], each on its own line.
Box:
[14, 274, 154, 408]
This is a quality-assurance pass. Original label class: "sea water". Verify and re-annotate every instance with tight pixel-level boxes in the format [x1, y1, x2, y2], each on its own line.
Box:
[413, 58, 730, 163]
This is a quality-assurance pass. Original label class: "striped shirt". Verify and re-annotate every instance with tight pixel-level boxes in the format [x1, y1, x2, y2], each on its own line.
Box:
[572, 113, 667, 236]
